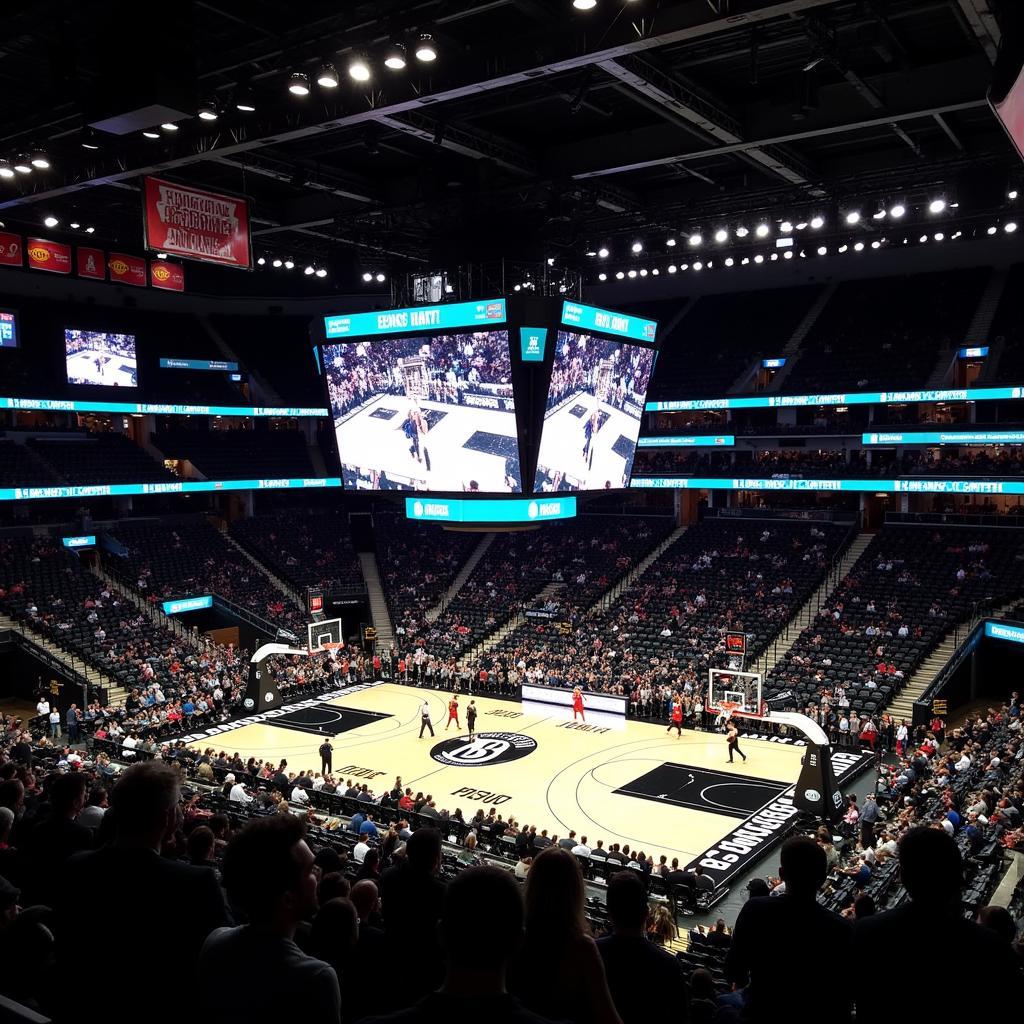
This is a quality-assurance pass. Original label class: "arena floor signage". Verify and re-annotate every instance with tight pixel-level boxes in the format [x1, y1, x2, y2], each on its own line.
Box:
[429, 732, 538, 767]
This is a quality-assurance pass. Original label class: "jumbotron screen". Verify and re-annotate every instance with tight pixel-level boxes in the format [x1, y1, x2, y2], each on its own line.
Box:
[533, 331, 655, 492]
[994, 62, 1024, 161]
[0, 310, 17, 349]
[324, 330, 523, 492]
[65, 329, 138, 387]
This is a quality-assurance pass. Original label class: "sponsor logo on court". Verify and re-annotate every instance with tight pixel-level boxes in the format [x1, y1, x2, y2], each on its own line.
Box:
[430, 731, 537, 767]
[451, 787, 512, 804]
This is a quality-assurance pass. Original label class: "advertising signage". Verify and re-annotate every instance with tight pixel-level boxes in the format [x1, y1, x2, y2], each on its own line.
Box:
[405, 496, 577, 523]
[325, 299, 506, 339]
[560, 301, 657, 343]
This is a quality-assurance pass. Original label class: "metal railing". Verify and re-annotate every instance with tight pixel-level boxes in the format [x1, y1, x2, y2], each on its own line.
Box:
[885, 511, 1024, 529]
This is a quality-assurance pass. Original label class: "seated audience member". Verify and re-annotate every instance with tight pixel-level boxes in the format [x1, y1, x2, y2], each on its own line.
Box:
[364, 867, 555, 1024]
[199, 814, 341, 1023]
[726, 836, 853, 1021]
[853, 828, 1024, 1012]
[597, 871, 687, 1024]
[307, 896, 360, 981]
[510, 847, 622, 1024]
[21, 771, 92, 904]
[55, 761, 230, 1024]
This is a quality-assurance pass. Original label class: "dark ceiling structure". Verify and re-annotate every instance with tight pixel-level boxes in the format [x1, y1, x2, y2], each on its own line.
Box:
[0, 0, 1016, 290]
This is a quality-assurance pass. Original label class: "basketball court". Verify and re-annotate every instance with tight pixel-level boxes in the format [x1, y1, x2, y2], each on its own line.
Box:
[65, 349, 138, 387]
[187, 680, 821, 868]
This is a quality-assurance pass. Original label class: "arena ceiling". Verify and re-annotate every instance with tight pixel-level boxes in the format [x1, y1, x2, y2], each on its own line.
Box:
[0, 0, 1016, 283]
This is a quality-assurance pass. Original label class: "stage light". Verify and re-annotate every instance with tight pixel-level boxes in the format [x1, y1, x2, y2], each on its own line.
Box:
[198, 101, 219, 120]
[85, 226, 95, 234]
[288, 72, 311, 96]
[349, 55, 371, 82]
[934, 232, 944, 241]
[666, 237, 676, 247]
[919, 235, 928, 243]
[80, 129, 101, 150]
[573, 0, 598, 8]
[890, 204, 905, 218]
[735, 226, 749, 238]
[142, 129, 160, 139]
[514, 284, 522, 292]
[70, 221, 80, 229]
[668, 265, 677, 273]
[627, 269, 637, 278]
[741, 257, 749, 266]
[376, 272, 387, 282]
[692, 261, 703, 271]
[679, 264, 688, 272]
[273, 259, 283, 268]
[30, 150, 50, 169]
[161, 122, 179, 133]
[779, 222, 793, 234]
[817, 246, 827, 255]
[0, 160, 13, 180]
[547, 257, 556, 266]
[810, 216, 824, 229]
[304, 265, 315, 275]
[724, 257, 734, 267]
[598, 246, 609, 258]
[615, 271, 625, 279]
[988, 225, 998, 235]
[755, 223, 770, 238]
[838, 244, 848, 253]
[316, 268, 327, 278]
[235, 89, 257, 113]
[770, 253, 779, 261]
[384, 43, 407, 70]
[651, 268, 660, 276]
[13, 157, 32, 174]
[317, 63, 339, 88]
[43, 215, 59, 227]
[362, 271, 372, 282]
[415, 34, 438, 62]
[631, 241, 643, 253]
[854, 241, 865, 251]
[928, 198, 946, 214]
[873, 208, 886, 220]
[1010, 190, 1019, 200]
[783, 250, 794, 259]
[871, 241, 881, 249]
[688, 233, 702, 247]
[754, 254, 764, 263]
[598, 272, 607, 281]
[257, 257, 266, 266]
[845, 210, 860, 225]
[284, 259, 294, 269]
[714, 228, 728, 243]
[1007, 222, 1019, 233]
[639, 268, 648, 277]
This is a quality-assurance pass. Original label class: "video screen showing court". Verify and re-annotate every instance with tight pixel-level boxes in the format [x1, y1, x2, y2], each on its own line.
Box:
[65, 329, 138, 387]
[533, 331, 655, 492]
[324, 330, 523, 492]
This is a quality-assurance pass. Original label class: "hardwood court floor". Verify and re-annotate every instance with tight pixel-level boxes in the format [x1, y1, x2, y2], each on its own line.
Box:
[198, 683, 805, 865]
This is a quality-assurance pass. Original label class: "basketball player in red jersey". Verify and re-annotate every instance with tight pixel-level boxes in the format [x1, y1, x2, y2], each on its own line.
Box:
[572, 686, 585, 721]
[667, 696, 684, 739]
[446, 695, 461, 731]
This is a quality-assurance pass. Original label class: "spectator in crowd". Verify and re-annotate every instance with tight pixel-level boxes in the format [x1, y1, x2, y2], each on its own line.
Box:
[200, 813, 341, 1023]
[597, 871, 687, 1024]
[726, 836, 853, 1021]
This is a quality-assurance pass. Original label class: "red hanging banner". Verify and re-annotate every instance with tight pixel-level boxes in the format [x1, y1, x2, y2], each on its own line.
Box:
[143, 175, 252, 269]
[150, 260, 185, 292]
[26, 237, 72, 274]
[77, 247, 106, 280]
[109, 252, 146, 287]
[0, 232, 23, 267]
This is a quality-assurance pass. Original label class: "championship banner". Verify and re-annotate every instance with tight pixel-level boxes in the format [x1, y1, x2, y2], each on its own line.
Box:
[109, 252, 146, 287]
[150, 260, 185, 292]
[77, 247, 106, 280]
[0, 232, 22, 267]
[143, 176, 252, 269]
[26, 238, 72, 274]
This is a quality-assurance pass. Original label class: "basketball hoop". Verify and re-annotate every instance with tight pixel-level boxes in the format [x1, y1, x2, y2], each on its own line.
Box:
[317, 642, 345, 653]
[717, 701, 739, 716]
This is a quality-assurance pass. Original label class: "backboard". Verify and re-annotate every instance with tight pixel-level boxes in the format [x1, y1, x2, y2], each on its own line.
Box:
[307, 617, 343, 652]
[707, 668, 764, 718]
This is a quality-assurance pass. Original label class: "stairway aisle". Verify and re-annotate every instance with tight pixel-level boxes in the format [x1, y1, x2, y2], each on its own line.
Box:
[424, 532, 495, 623]
[359, 552, 396, 651]
[222, 531, 306, 610]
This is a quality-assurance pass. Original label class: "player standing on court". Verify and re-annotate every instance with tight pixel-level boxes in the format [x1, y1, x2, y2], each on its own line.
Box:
[572, 686, 585, 722]
[726, 720, 747, 764]
[319, 739, 333, 775]
[418, 699, 434, 738]
[446, 695, 461, 731]
[467, 700, 478, 739]
[667, 696, 684, 739]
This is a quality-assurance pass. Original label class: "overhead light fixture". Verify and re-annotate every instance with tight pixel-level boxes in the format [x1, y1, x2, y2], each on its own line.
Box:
[692, 261, 703, 271]
[273, 259, 283, 268]
[30, 150, 50, 169]
[161, 122, 179, 132]
[316, 268, 327, 278]
[714, 228, 728, 243]
[929, 198, 946, 214]
[415, 33, 438, 62]
[627, 269, 637, 279]
[376, 272, 387, 283]
[0, 160, 13, 180]
[384, 43, 407, 70]
[257, 257, 266, 266]
[783, 250, 794, 259]
[754, 254, 764, 263]
[80, 129, 101, 150]
[871, 240, 881, 249]
[845, 210, 861, 225]
[666, 237, 676, 247]
[810, 216, 824, 229]
[69, 221, 80, 229]
[317, 62, 339, 88]
[235, 88, 257, 113]
[735, 226, 749, 238]
[919, 234, 928, 243]
[854, 241, 865, 251]
[13, 157, 32, 174]
[817, 246, 827, 255]
[724, 257, 734, 267]
[987, 225, 998, 235]
[156, 252, 168, 259]
[598, 272, 607, 281]
[85, 226, 95, 234]
[873, 208, 886, 220]
[304, 265, 315, 275]
[631, 240, 643, 253]
[284, 259, 295, 269]
[934, 232, 944, 241]
[755, 223, 770, 238]
[288, 72, 311, 96]
[1006, 222, 1019, 233]
[639, 268, 648, 277]
[598, 246, 609, 258]
[668, 265, 677, 273]
[688, 233, 702, 247]
[43, 215, 59, 228]
[348, 55, 371, 82]
[142, 129, 160, 139]
[890, 204, 905, 218]
[838, 244, 848, 253]
[198, 100, 219, 120]
[616, 271, 625, 279]
[362, 272, 373, 282]
[779, 222, 793, 234]
[573, 0, 598, 9]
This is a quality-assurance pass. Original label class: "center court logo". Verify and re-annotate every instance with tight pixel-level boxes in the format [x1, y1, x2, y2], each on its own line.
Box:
[430, 731, 537, 767]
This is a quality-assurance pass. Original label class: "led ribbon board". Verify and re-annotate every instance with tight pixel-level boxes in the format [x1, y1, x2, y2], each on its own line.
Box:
[405, 496, 576, 523]
[647, 384, 1024, 412]
[162, 595, 213, 615]
[325, 298, 506, 339]
[630, 477, 1024, 494]
[985, 621, 1024, 645]
[0, 477, 341, 501]
[863, 431, 1024, 445]
[61, 535, 96, 548]
[159, 358, 239, 371]
[560, 301, 657, 343]
[0, 398, 326, 417]
[637, 435, 735, 448]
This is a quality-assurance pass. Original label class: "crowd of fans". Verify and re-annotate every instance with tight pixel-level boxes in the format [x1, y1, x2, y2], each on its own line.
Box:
[546, 335, 654, 415]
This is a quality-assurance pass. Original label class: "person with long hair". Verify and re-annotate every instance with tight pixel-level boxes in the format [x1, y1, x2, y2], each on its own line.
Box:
[646, 905, 677, 946]
[509, 847, 622, 1024]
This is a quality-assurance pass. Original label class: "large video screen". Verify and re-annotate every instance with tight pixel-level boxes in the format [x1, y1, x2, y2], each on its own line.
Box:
[994, 62, 1024, 161]
[0, 310, 17, 349]
[324, 330, 522, 492]
[534, 331, 655, 492]
[65, 329, 138, 387]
